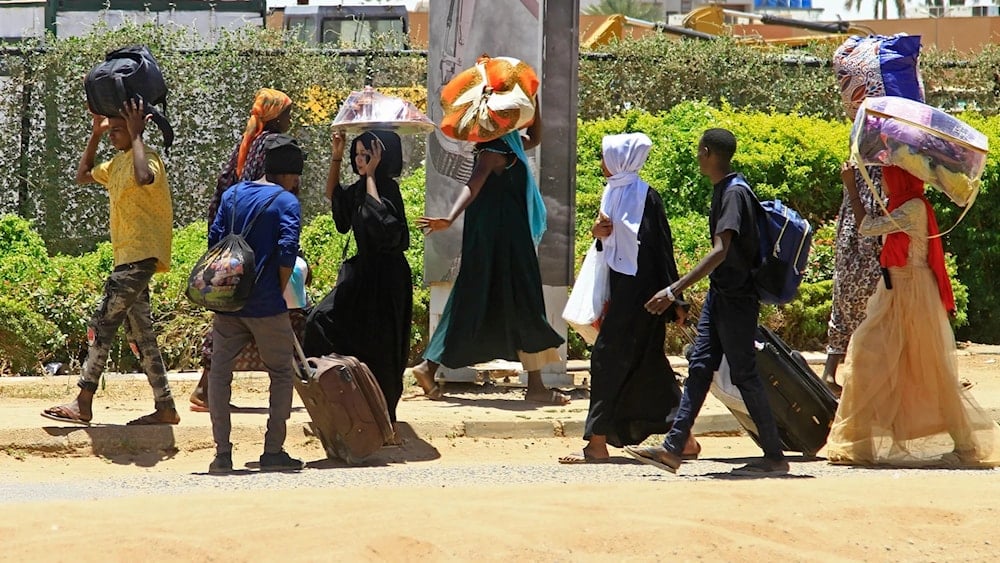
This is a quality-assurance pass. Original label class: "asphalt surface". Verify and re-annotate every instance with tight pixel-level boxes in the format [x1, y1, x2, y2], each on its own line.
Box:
[4, 452, 996, 506]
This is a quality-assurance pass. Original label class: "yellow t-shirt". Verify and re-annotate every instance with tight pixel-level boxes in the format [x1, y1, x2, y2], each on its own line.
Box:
[91, 150, 173, 272]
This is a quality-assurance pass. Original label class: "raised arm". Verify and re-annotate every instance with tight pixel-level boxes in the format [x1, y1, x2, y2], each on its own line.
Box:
[521, 99, 542, 150]
[122, 99, 154, 186]
[325, 130, 346, 201]
[416, 150, 505, 234]
[76, 115, 109, 185]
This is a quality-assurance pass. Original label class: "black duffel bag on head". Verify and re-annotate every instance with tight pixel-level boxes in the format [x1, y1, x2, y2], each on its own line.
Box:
[85, 45, 174, 149]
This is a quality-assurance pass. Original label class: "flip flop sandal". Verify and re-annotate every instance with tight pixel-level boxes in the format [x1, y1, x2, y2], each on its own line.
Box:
[558, 451, 609, 464]
[624, 446, 681, 473]
[126, 413, 179, 426]
[527, 389, 571, 405]
[408, 368, 444, 400]
[190, 403, 238, 412]
[40, 409, 91, 426]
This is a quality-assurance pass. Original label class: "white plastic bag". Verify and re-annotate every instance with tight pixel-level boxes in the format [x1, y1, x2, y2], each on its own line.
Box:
[562, 241, 610, 345]
[710, 356, 749, 416]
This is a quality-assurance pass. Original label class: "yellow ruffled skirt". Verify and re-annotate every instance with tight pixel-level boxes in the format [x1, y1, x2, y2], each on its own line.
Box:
[826, 263, 1000, 467]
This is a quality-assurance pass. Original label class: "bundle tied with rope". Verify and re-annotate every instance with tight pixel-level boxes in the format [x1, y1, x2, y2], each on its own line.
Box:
[440, 54, 539, 142]
[850, 95, 989, 237]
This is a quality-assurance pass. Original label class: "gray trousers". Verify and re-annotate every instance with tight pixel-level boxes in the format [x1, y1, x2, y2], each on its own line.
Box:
[79, 257, 174, 410]
[209, 312, 295, 455]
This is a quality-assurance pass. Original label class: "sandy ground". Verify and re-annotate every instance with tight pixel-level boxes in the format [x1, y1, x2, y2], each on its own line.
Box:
[1, 350, 999, 561]
[2, 479, 999, 562]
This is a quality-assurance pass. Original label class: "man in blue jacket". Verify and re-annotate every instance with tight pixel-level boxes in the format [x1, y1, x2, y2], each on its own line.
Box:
[207, 134, 304, 474]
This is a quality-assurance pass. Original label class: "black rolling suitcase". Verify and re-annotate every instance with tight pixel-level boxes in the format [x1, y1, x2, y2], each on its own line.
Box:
[692, 325, 839, 456]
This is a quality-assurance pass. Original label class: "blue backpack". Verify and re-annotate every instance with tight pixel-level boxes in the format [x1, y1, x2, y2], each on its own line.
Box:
[729, 175, 813, 305]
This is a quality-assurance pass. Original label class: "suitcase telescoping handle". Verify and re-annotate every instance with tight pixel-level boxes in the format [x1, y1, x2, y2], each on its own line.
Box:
[292, 336, 317, 382]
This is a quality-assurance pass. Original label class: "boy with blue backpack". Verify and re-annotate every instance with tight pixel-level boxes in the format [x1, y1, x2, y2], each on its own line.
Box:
[625, 128, 789, 476]
[205, 134, 304, 474]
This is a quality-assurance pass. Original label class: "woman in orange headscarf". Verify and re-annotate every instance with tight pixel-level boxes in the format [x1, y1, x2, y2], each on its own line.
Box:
[826, 165, 1000, 467]
[192, 88, 294, 411]
[205, 88, 293, 228]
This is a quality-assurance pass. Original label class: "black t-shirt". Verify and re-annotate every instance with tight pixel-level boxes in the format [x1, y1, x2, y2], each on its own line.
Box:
[708, 173, 759, 296]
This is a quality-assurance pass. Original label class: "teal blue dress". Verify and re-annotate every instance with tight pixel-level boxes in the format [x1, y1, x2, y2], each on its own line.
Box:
[425, 138, 563, 368]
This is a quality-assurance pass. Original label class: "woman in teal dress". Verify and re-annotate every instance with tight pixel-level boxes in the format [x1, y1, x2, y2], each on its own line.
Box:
[414, 108, 567, 404]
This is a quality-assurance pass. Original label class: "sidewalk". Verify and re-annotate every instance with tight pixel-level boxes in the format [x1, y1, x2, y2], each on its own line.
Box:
[2, 348, 997, 458]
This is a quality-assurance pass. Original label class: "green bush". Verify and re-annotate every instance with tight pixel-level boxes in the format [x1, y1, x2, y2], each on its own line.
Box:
[0, 296, 62, 375]
[572, 104, 974, 351]
[931, 112, 1000, 342]
[578, 36, 1000, 121]
[0, 193, 435, 373]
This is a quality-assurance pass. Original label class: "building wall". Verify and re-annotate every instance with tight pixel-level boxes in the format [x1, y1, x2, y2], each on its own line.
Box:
[852, 16, 1000, 52]
[735, 16, 1000, 52]
[0, 4, 45, 39]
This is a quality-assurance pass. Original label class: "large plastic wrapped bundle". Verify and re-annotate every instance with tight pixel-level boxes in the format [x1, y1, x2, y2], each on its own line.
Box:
[332, 86, 435, 134]
[440, 54, 539, 142]
[851, 96, 988, 207]
[833, 34, 924, 121]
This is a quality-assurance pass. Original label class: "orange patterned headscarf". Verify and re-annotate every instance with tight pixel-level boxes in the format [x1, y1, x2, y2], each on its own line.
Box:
[236, 88, 293, 177]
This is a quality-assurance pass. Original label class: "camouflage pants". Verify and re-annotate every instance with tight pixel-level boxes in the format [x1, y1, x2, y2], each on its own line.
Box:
[78, 257, 175, 410]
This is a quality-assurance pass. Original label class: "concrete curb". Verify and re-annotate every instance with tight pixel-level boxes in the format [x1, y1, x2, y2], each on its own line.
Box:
[1, 414, 745, 457]
[9, 409, 999, 457]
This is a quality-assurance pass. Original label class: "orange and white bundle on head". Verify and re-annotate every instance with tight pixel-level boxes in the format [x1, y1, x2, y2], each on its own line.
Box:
[440, 54, 539, 142]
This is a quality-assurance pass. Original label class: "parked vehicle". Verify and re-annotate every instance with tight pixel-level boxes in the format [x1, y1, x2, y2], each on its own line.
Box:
[0, 0, 266, 41]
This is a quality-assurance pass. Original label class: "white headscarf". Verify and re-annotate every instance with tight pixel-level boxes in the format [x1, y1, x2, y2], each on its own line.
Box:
[600, 132, 652, 275]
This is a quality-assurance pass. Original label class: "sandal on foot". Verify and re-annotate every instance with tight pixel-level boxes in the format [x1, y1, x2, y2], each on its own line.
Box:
[558, 450, 609, 464]
[681, 439, 702, 461]
[190, 403, 237, 413]
[730, 458, 790, 477]
[126, 411, 180, 426]
[624, 445, 681, 474]
[40, 406, 91, 426]
[526, 389, 571, 405]
[409, 367, 443, 400]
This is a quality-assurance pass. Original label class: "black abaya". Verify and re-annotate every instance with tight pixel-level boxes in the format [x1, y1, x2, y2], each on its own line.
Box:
[303, 133, 412, 422]
[584, 187, 684, 447]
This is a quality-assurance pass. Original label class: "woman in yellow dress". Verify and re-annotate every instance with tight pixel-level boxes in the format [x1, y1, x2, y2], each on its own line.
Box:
[826, 164, 1000, 467]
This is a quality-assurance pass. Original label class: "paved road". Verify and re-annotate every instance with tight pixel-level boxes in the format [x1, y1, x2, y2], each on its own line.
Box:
[3, 454, 995, 505]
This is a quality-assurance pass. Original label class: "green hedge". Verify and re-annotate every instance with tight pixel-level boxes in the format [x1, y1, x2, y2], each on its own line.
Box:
[0, 100, 991, 372]
[572, 103, 972, 354]
[0, 23, 425, 255]
[578, 35, 1000, 121]
[0, 165, 432, 374]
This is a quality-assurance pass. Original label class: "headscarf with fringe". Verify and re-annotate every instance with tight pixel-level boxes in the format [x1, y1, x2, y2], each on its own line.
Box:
[236, 88, 292, 178]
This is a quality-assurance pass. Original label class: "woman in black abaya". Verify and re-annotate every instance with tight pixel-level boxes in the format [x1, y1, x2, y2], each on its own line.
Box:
[304, 130, 412, 439]
[559, 133, 699, 463]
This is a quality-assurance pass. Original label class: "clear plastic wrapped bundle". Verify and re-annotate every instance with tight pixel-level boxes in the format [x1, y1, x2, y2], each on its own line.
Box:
[851, 96, 988, 207]
[332, 86, 435, 135]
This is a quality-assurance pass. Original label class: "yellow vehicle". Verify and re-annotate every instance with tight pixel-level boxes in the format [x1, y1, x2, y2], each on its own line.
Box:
[582, 5, 874, 50]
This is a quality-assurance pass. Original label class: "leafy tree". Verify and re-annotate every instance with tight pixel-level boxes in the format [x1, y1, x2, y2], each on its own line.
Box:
[583, 0, 661, 21]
